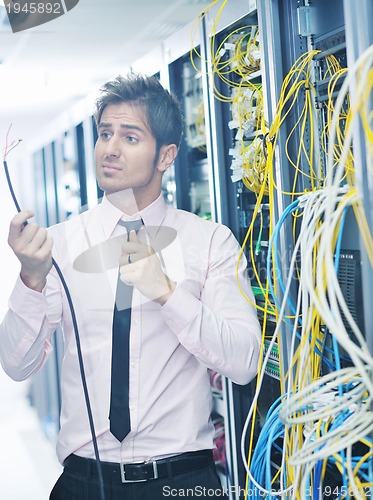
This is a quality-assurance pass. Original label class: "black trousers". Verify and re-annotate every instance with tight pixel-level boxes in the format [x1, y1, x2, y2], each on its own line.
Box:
[49, 460, 228, 500]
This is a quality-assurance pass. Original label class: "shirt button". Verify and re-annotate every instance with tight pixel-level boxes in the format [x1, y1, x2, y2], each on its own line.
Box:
[129, 405, 135, 411]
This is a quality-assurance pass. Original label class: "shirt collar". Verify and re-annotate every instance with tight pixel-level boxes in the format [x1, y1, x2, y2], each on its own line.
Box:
[99, 193, 168, 239]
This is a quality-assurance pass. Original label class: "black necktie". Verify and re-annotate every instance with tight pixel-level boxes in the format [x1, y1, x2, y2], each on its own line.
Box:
[109, 218, 143, 442]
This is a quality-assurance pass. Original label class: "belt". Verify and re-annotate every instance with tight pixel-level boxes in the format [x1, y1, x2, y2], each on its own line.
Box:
[64, 450, 213, 483]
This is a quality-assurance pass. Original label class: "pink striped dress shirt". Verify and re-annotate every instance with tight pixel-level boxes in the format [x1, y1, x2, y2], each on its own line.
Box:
[0, 194, 261, 465]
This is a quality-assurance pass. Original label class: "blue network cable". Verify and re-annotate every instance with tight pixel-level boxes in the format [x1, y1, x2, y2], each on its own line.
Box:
[266, 198, 300, 328]
[248, 395, 289, 498]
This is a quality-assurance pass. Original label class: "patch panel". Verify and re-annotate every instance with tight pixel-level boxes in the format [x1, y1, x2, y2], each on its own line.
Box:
[264, 359, 280, 380]
[263, 339, 279, 362]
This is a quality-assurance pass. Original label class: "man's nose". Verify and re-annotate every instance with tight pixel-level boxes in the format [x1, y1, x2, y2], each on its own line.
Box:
[105, 136, 121, 157]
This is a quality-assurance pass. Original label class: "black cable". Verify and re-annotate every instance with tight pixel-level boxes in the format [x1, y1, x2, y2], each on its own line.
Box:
[3, 159, 22, 213]
[3, 159, 106, 500]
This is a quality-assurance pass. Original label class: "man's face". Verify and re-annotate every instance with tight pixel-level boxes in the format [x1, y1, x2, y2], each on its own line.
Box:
[95, 102, 160, 197]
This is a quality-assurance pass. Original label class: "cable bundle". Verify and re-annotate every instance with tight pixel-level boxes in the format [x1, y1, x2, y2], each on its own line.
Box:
[242, 43, 373, 498]
[281, 366, 373, 498]
[189, 3, 373, 497]
[242, 184, 373, 498]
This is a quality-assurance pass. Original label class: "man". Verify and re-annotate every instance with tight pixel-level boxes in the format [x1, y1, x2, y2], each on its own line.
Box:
[0, 74, 261, 499]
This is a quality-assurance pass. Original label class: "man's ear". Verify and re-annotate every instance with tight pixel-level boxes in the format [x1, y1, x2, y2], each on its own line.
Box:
[157, 144, 178, 173]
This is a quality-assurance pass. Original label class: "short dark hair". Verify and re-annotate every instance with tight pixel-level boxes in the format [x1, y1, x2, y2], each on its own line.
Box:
[94, 74, 183, 151]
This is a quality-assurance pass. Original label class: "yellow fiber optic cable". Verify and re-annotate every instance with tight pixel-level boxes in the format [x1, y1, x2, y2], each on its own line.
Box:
[190, 0, 228, 75]
[243, 299, 270, 499]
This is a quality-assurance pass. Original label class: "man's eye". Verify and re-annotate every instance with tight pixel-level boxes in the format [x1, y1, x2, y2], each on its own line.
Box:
[100, 132, 111, 140]
[127, 136, 138, 143]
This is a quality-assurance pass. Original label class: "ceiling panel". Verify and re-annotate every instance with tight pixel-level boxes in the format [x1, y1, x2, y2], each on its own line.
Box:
[0, 0, 210, 143]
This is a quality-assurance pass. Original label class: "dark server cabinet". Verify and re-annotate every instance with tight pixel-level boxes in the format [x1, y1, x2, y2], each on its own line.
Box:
[166, 3, 268, 495]
[206, 5, 286, 496]
[173, 0, 373, 495]
[167, 2, 279, 495]
[169, 51, 212, 218]
[252, 0, 373, 496]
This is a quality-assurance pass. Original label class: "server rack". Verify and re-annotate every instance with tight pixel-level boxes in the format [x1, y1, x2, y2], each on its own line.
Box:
[252, 0, 373, 496]
[166, 11, 242, 490]
[343, 0, 373, 353]
[169, 51, 211, 217]
[199, 4, 273, 495]
[166, 3, 267, 494]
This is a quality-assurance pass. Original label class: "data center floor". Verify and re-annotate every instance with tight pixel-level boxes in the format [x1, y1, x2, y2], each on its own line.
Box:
[0, 370, 62, 500]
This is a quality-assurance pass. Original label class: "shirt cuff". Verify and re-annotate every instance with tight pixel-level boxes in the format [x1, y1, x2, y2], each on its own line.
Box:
[5, 276, 50, 368]
[9, 274, 48, 316]
[161, 283, 200, 334]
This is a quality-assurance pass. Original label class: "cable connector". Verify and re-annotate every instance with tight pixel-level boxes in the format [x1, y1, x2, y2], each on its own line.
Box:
[297, 192, 310, 207]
